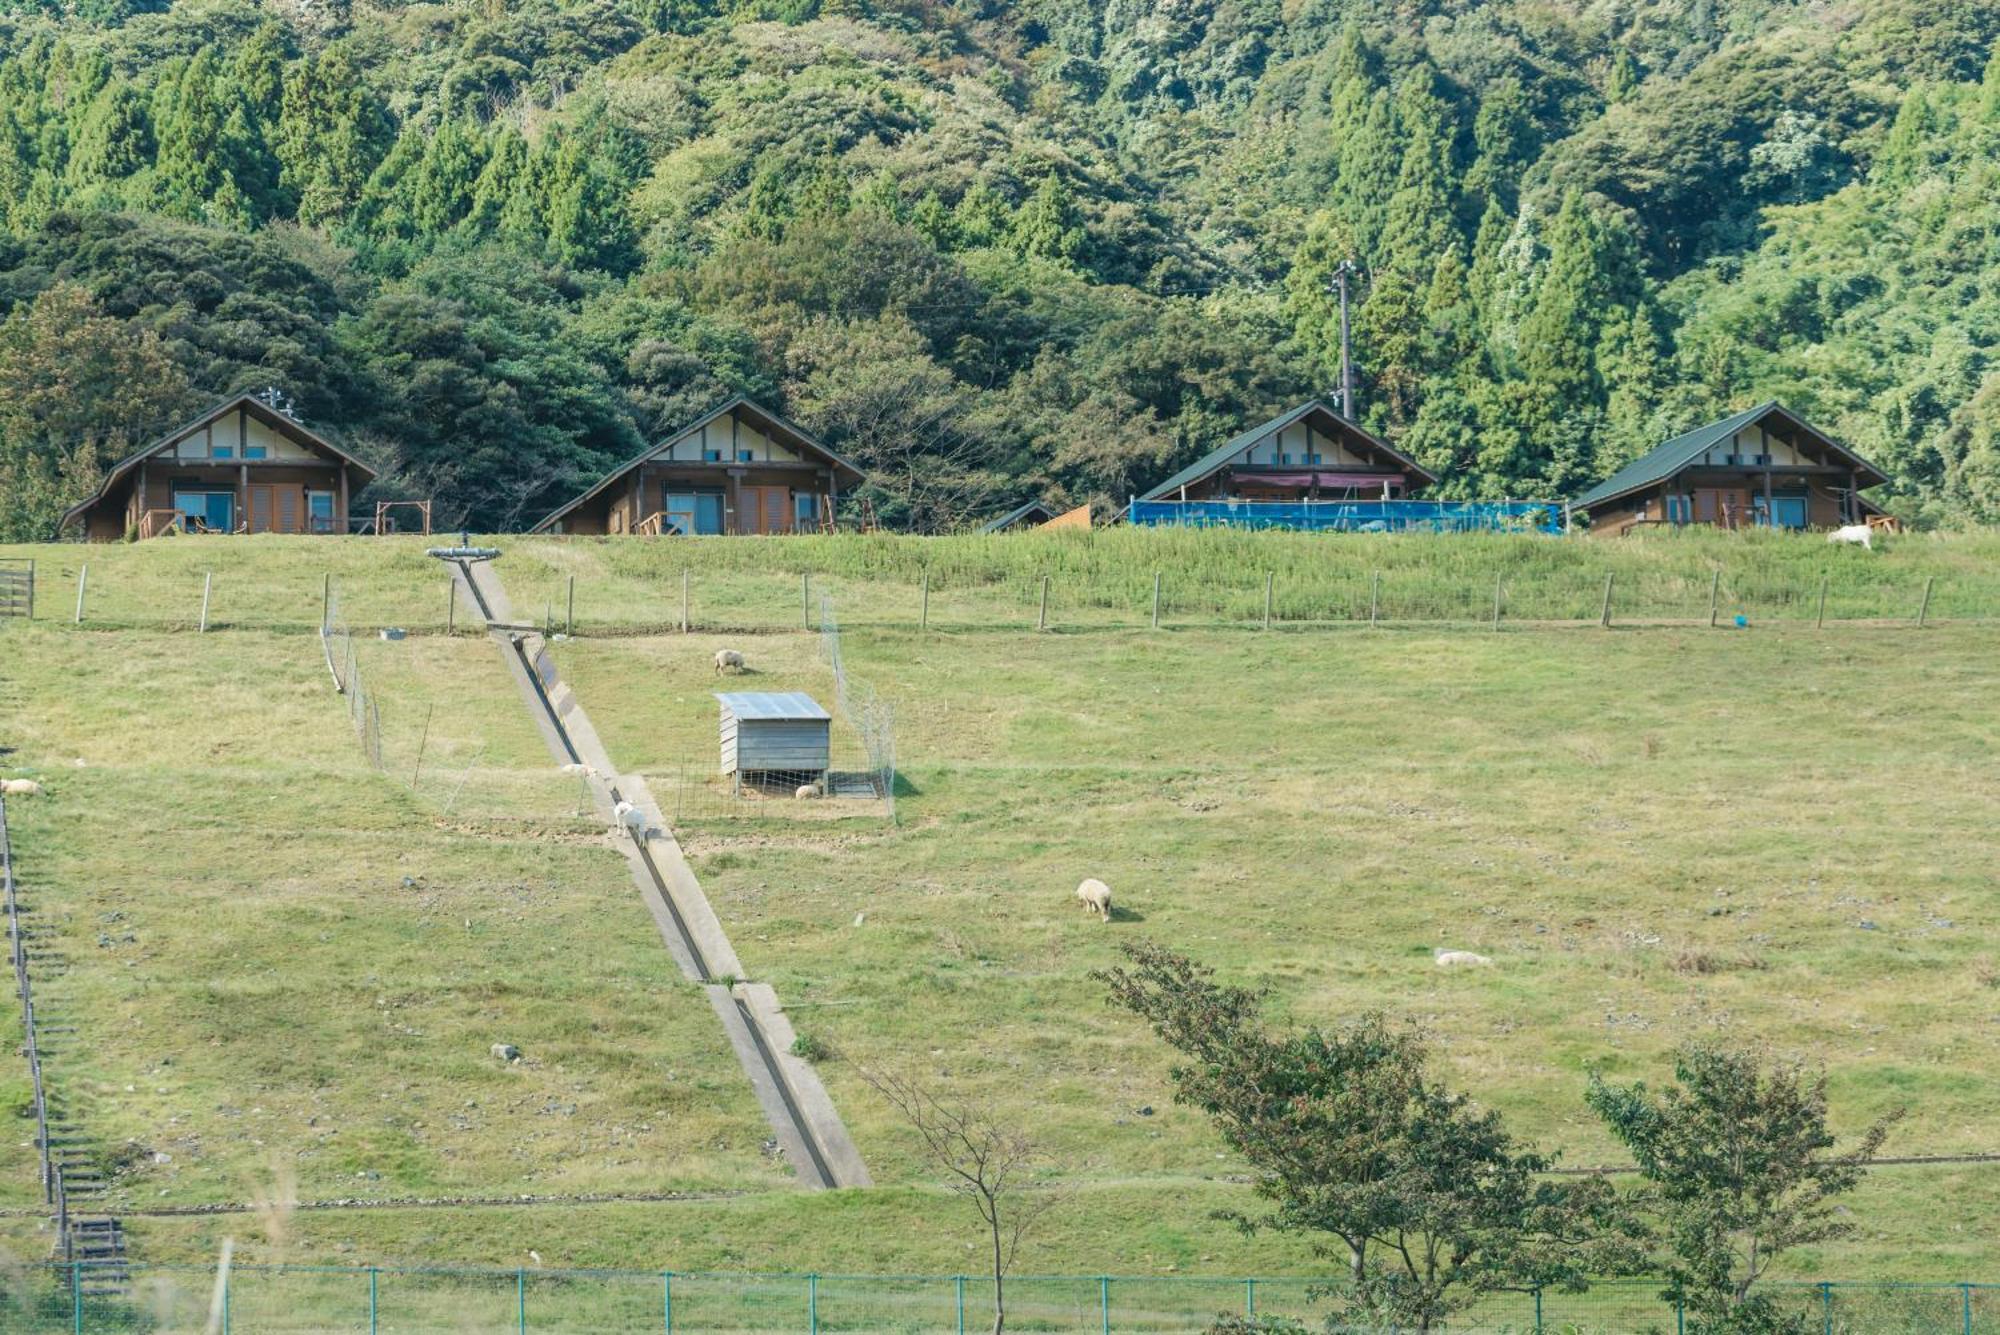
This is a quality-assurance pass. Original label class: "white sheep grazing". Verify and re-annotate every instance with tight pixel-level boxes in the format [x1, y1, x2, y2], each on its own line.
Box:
[0, 779, 42, 797]
[1828, 524, 1873, 550]
[714, 648, 746, 675]
[1075, 878, 1113, 922]
[612, 799, 647, 837]
[794, 782, 822, 800]
[1434, 949, 1492, 969]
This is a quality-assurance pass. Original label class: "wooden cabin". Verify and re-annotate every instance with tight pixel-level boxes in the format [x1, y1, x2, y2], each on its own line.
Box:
[978, 500, 1058, 533]
[532, 397, 864, 536]
[1137, 400, 1434, 506]
[1577, 403, 1890, 536]
[718, 692, 831, 788]
[61, 394, 376, 541]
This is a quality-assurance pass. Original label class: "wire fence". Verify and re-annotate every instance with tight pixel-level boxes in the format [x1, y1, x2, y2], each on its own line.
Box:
[24, 549, 2000, 636]
[8, 1264, 2000, 1333]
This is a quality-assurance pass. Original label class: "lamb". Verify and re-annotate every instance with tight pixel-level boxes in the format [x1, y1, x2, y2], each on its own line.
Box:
[1434, 949, 1492, 969]
[1075, 878, 1113, 922]
[1828, 524, 1873, 550]
[0, 779, 42, 797]
[714, 648, 746, 675]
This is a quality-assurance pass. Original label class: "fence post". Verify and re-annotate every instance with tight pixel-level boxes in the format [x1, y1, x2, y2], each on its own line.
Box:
[681, 567, 690, 634]
[1099, 1276, 1110, 1335]
[955, 1275, 965, 1335]
[1151, 571, 1161, 630]
[1709, 568, 1721, 628]
[517, 1267, 526, 1334]
[809, 1273, 819, 1335]
[566, 574, 575, 636]
[1246, 1278, 1256, 1318]
[1820, 1281, 1833, 1335]
[1676, 1296, 1685, 1335]
[663, 1271, 673, 1335]
[369, 1266, 379, 1335]
[1263, 572, 1273, 632]
[1038, 575, 1050, 632]
[1534, 1285, 1544, 1334]
[1918, 575, 1935, 628]
[199, 570, 213, 633]
[1369, 570, 1380, 626]
[322, 571, 331, 634]
[1492, 576, 1503, 631]
[70, 1262, 80, 1335]
[1963, 1283, 1973, 1335]
[1817, 573, 1828, 630]
[921, 569, 930, 634]
[74, 565, 86, 625]
[1598, 571, 1614, 629]
[803, 571, 812, 631]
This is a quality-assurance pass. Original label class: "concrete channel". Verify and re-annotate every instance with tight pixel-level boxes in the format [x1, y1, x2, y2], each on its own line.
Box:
[449, 557, 869, 1191]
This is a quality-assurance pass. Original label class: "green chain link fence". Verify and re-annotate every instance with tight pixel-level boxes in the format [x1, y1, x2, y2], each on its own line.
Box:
[6, 1265, 1998, 1333]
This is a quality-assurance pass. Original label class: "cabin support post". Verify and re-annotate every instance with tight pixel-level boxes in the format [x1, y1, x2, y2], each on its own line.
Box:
[239, 463, 249, 533]
[337, 467, 349, 535]
[1847, 468, 1859, 523]
[726, 468, 744, 536]
[1761, 466, 1773, 528]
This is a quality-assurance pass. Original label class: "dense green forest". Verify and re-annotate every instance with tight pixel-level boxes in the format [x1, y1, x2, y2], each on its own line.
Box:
[0, 0, 1997, 534]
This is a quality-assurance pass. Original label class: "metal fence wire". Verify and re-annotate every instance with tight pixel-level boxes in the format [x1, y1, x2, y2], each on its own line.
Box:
[7, 1265, 1999, 1333]
[819, 594, 896, 819]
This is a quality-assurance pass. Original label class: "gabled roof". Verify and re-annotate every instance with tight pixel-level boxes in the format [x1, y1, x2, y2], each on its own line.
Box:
[716, 691, 830, 722]
[978, 500, 1057, 533]
[530, 395, 865, 534]
[1136, 400, 1434, 502]
[61, 393, 377, 528]
[1575, 402, 1889, 510]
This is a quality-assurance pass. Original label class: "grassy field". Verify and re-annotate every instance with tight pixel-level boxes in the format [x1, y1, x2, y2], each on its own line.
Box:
[1, 532, 1998, 1301]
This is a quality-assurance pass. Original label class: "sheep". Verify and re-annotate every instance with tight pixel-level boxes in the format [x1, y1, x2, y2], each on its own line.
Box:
[1434, 949, 1492, 969]
[714, 648, 746, 675]
[1075, 878, 1113, 922]
[0, 779, 42, 797]
[794, 782, 822, 800]
[1828, 524, 1874, 550]
[559, 762, 595, 777]
[612, 799, 648, 838]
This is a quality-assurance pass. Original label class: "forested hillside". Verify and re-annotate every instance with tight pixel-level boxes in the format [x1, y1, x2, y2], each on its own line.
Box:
[0, 0, 1997, 534]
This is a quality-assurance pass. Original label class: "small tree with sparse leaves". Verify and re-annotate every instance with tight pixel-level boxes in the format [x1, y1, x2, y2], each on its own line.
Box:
[1588, 1044, 1902, 1335]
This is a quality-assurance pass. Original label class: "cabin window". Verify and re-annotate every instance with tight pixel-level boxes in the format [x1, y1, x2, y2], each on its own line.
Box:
[1755, 494, 1808, 529]
[703, 449, 722, 462]
[1665, 494, 1691, 524]
[738, 449, 754, 463]
[794, 493, 819, 528]
[243, 446, 267, 460]
[664, 489, 725, 535]
[1305, 453, 1322, 464]
[1275, 453, 1290, 465]
[212, 446, 234, 460]
[174, 490, 235, 532]
[307, 491, 335, 533]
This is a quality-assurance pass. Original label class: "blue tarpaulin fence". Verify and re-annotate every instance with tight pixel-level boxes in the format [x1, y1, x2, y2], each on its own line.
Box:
[1129, 499, 1565, 534]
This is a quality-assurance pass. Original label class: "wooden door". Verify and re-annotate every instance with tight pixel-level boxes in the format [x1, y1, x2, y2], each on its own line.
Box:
[276, 487, 301, 534]
[742, 485, 788, 535]
[247, 484, 274, 533]
[1693, 488, 1750, 529]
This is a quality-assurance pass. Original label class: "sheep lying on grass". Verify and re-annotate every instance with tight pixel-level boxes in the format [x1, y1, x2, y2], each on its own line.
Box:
[1434, 949, 1492, 968]
[1075, 878, 1112, 922]
[0, 779, 42, 797]
[714, 648, 746, 674]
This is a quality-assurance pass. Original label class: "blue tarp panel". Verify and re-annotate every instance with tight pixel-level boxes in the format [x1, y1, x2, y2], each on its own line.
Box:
[1128, 499, 1564, 534]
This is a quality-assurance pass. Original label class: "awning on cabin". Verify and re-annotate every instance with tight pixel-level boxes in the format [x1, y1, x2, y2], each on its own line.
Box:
[1234, 471, 1406, 489]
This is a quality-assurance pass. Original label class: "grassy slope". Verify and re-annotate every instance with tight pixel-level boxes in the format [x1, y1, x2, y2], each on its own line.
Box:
[0, 534, 1997, 1288]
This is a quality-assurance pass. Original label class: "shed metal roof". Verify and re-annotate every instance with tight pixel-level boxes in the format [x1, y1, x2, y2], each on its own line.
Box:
[978, 500, 1057, 533]
[1574, 402, 1889, 510]
[715, 691, 831, 721]
[1137, 400, 1434, 502]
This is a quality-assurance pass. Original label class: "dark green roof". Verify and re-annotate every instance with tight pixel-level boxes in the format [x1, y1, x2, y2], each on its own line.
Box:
[978, 500, 1057, 533]
[1136, 400, 1433, 502]
[1575, 402, 1888, 510]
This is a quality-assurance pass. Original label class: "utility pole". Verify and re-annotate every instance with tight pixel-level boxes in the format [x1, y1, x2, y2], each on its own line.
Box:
[1332, 258, 1360, 420]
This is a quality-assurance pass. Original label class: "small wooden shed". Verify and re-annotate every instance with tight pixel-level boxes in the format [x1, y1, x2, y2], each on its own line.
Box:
[717, 692, 831, 785]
